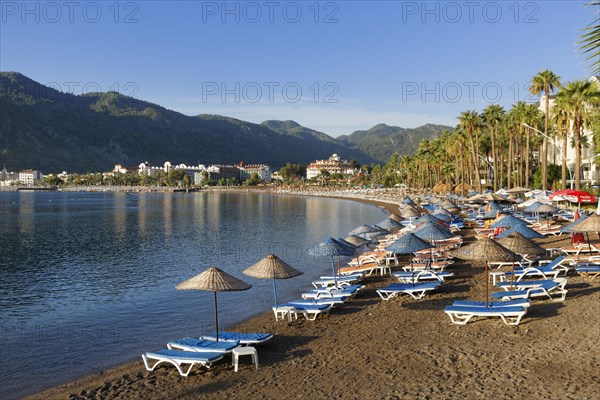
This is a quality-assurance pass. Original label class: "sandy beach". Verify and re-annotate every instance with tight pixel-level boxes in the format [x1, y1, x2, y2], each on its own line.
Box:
[26, 192, 600, 400]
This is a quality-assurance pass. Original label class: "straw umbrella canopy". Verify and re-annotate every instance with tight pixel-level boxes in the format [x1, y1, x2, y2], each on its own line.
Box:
[376, 217, 404, 230]
[523, 201, 544, 213]
[452, 239, 520, 306]
[386, 233, 433, 280]
[564, 213, 600, 250]
[336, 238, 359, 250]
[344, 235, 371, 247]
[489, 214, 528, 229]
[400, 206, 421, 219]
[431, 212, 453, 222]
[506, 186, 531, 194]
[367, 226, 391, 240]
[533, 203, 559, 228]
[349, 224, 379, 237]
[565, 213, 600, 232]
[414, 214, 445, 225]
[496, 223, 546, 239]
[308, 238, 356, 285]
[243, 254, 302, 307]
[388, 213, 403, 222]
[413, 222, 454, 242]
[177, 267, 252, 341]
[497, 233, 546, 285]
[496, 233, 546, 256]
[413, 222, 455, 267]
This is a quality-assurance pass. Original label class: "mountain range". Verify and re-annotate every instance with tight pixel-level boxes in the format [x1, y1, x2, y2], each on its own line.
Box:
[0, 72, 453, 172]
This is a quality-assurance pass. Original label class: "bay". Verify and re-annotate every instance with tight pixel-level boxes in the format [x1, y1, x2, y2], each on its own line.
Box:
[0, 191, 385, 398]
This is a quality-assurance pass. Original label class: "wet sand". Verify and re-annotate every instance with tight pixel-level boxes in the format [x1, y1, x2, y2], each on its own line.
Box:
[27, 194, 600, 400]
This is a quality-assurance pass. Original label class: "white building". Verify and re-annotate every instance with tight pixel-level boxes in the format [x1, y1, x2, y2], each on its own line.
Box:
[138, 162, 165, 176]
[18, 170, 42, 185]
[538, 76, 599, 186]
[236, 161, 271, 182]
[306, 154, 354, 180]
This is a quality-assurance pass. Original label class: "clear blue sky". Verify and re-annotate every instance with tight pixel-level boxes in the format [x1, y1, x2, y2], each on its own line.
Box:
[1, 1, 594, 136]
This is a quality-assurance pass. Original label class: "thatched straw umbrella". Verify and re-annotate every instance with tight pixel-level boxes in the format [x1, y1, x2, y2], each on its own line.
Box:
[452, 239, 520, 306]
[243, 254, 303, 306]
[177, 268, 252, 341]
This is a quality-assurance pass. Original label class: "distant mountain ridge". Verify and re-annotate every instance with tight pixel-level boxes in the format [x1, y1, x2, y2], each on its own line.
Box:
[0, 72, 452, 172]
[338, 123, 452, 162]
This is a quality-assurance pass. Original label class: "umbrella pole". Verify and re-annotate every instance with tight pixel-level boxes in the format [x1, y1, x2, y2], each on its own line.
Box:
[485, 262, 489, 308]
[273, 277, 278, 307]
[214, 291, 219, 342]
[330, 256, 338, 286]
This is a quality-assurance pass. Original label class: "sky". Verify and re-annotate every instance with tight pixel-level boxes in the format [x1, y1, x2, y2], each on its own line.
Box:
[0, 0, 595, 136]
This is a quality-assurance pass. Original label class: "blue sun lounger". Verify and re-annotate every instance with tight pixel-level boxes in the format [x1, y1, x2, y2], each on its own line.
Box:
[451, 299, 531, 308]
[142, 349, 224, 376]
[444, 305, 528, 325]
[392, 270, 454, 283]
[574, 263, 600, 280]
[498, 256, 569, 281]
[288, 297, 348, 307]
[272, 303, 332, 321]
[493, 278, 568, 302]
[167, 338, 239, 353]
[376, 281, 442, 300]
[302, 284, 364, 300]
[199, 331, 273, 345]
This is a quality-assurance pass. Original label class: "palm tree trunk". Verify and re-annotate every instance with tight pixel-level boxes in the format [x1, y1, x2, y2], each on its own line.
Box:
[542, 91, 549, 191]
[574, 117, 582, 190]
[525, 128, 531, 188]
[491, 126, 498, 191]
[508, 132, 513, 189]
[468, 129, 482, 192]
[561, 130, 567, 189]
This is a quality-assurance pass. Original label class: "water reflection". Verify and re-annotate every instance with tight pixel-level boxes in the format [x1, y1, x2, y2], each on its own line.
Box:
[0, 191, 385, 399]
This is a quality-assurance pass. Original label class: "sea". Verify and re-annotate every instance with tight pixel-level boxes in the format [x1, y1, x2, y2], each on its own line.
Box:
[0, 190, 386, 398]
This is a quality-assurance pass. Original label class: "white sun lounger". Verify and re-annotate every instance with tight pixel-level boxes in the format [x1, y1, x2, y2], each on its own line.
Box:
[167, 338, 239, 353]
[199, 331, 273, 345]
[142, 349, 224, 377]
[493, 278, 568, 302]
[451, 299, 531, 308]
[393, 270, 454, 283]
[376, 281, 442, 300]
[272, 303, 332, 321]
[444, 305, 528, 325]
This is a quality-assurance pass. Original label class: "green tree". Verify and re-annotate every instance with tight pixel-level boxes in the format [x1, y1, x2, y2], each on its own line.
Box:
[529, 69, 561, 190]
[279, 163, 305, 180]
[168, 169, 187, 186]
[243, 172, 262, 186]
[555, 80, 600, 189]
[458, 110, 483, 192]
[482, 104, 505, 190]
[578, 1, 600, 76]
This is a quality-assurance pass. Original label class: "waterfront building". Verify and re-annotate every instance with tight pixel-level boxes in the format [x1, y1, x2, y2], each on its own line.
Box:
[236, 161, 272, 182]
[306, 154, 354, 180]
[18, 169, 43, 185]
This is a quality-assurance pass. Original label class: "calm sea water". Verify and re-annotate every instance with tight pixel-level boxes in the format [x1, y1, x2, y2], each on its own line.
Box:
[0, 191, 385, 398]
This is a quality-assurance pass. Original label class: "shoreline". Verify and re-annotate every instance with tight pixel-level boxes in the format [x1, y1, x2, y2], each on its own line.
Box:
[20, 189, 398, 399]
[23, 190, 600, 400]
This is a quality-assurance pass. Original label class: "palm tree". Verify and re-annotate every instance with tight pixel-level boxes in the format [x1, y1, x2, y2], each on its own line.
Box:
[529, 70, 561, 191]
[551, 99, 571, 189]
[521, 104, 544, 188]
[555, 80, 600, 189]
[578, 1, 600, 76]
[458, 110, 483, 192]
[482, 105, 504, 191]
